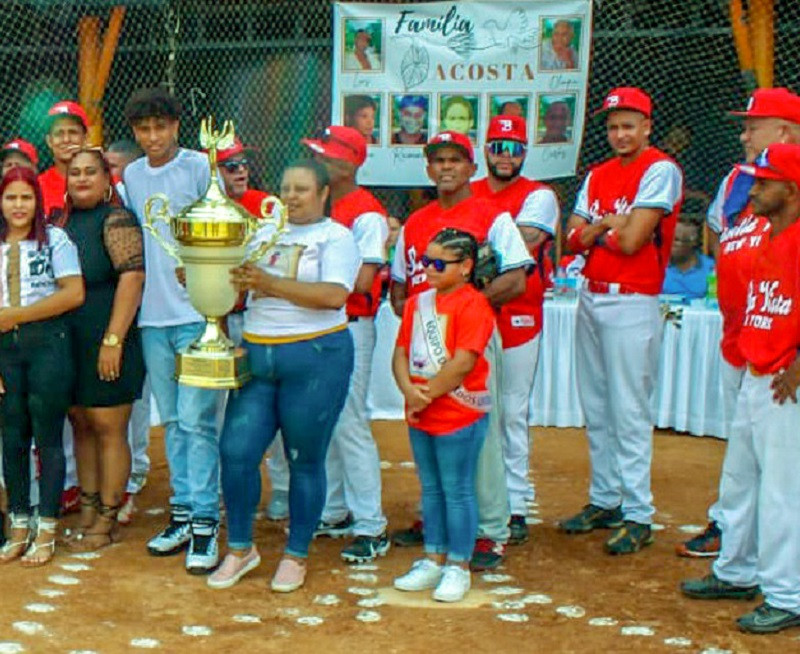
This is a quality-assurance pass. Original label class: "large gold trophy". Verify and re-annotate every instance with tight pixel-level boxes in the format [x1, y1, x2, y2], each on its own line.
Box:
[143, 118, 286, 389]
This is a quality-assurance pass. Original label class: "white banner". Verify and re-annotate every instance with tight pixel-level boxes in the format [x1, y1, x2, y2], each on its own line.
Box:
[332, 1, 593, 187]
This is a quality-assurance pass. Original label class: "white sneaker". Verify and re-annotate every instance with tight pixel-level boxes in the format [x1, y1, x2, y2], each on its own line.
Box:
[394, 558, 442, 591]
[432, 565, 471, 602]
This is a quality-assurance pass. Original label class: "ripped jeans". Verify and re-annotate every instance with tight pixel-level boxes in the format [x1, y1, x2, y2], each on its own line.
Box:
[220, 329, 354, 557]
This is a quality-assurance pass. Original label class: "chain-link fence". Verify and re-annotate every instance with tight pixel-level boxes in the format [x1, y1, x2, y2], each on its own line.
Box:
[3, 0, 800, 217]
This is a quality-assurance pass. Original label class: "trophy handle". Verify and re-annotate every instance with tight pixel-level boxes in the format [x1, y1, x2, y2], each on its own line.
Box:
[242, 195, 289, 264]
[143, 193, 183, 266]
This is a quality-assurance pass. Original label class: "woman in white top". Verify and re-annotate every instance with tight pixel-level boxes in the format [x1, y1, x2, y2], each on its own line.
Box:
[0, 167, 84, 567]
[208, 160, 359, 593]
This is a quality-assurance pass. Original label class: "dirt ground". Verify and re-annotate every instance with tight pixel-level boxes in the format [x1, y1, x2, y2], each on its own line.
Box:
[0, 423, 792, 653]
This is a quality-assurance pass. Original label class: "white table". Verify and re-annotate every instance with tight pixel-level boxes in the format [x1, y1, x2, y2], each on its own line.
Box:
[366, 299, 726, 438]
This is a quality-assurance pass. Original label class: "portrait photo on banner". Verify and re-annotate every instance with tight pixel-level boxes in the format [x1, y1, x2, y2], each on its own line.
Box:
[535, 93, 577, 145]
[341, 17, 384, 72]
[539, 16, 583, 71]
[390, 93, 430, 146]
[343, 93, 382, 145]
[439, 94, 479, 143]
[488, 94, 532, 122]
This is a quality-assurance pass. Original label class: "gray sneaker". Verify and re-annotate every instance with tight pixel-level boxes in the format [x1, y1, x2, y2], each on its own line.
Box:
[265, 490, 289, 521]
[559, 504, 623, 534]
[185, 518, 219, 575]
[737, 602, 800, 634]
[147, 507, 191, 556]
[680, 573, 760, 600]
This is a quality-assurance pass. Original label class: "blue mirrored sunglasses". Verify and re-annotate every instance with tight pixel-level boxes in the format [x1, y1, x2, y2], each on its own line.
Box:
[488, 140, 526, 157]
[421, 254, 464, 272]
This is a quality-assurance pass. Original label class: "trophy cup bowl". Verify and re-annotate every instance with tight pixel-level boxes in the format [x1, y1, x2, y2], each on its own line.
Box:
[143, 118, 286, 388]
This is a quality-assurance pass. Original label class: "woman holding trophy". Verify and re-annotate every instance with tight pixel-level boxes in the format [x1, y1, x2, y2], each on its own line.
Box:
[57, 148, 145, 552]
[208, 159, 359, 593]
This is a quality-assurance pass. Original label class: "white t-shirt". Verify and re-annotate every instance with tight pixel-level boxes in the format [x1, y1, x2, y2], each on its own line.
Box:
[706, 171, 734, 235]
[0, 226, 81, 309]
[351, 212, 387, 264]
[573, 160, 683, 219]
[124, 149, 211, 327]
[516, 188, 560, 235]
[243, 219, 361, 338]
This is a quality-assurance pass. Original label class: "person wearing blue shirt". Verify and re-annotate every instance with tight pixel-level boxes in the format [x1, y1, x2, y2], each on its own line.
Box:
[662, 219, 715, 299]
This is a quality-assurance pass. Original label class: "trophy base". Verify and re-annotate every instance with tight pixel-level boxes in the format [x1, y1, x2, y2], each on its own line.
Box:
[175, 347, 251, 389]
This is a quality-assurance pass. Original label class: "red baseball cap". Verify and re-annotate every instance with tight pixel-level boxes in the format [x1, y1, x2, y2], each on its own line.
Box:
[424, 131, 474, 162]
[594, 87, 652, 118]
[736, 143, 800, 187]
[2, 139, 39, 167]
[48, 100, 90, 131]
[729, 88, 800, 124]
[486, 115, 527, 144]
[214, 137, 257, 164]
[301, 126, 366, 167]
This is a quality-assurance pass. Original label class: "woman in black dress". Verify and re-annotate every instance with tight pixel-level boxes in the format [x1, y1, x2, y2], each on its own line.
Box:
[59, 148, 145, 551]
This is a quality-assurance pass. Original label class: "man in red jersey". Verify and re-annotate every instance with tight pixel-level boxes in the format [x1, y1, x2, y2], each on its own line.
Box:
[471, 115, 559, 545]
[560, 87, 683, 554]
[391, 130, 532, 570]
[682, 143, 800, 635]
[302, 125, 390, 563]
[678, 88, 800, 559]
[39, 100, 89, 216]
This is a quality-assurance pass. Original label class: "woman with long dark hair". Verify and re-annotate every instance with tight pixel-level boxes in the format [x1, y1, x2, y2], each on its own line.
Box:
[0, 167, 84, 567]
[58, 148, 145, 552]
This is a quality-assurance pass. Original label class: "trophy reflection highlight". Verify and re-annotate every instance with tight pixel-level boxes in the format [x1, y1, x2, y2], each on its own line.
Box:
[144, 117, 286, 388]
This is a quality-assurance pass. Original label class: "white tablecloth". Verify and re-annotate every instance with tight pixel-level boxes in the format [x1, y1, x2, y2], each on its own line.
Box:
[366, 299, 726, 438]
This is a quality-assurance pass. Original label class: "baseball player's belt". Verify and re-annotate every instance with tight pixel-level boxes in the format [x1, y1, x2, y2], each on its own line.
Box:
[585, 279, 639, 295]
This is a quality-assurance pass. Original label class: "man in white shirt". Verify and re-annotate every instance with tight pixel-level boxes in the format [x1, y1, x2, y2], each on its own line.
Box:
[122, 87, 222, 575]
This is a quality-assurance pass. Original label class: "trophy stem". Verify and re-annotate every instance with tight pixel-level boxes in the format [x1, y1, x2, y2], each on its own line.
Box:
[189, 317, 234, 353]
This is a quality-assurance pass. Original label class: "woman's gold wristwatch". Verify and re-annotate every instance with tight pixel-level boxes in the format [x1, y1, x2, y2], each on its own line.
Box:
[102, 333, 122, 348]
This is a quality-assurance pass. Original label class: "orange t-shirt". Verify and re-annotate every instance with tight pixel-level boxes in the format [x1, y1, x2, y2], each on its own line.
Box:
[396, 284, 495, 435]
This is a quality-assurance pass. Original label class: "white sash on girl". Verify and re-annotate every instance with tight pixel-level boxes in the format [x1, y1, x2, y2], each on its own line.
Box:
[417, 289, 491, 413]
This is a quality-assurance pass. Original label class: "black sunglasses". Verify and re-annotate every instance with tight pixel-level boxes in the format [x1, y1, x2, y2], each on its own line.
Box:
[421, 254, 465, 272]
[220, 159, 250, 172]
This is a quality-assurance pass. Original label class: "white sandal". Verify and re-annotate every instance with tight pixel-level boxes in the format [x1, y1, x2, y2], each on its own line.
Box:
[0, 513, 31, 564]
[21, 518, 57, 568]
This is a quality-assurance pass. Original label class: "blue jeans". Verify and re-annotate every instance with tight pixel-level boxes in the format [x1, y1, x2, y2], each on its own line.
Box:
[140, 323, 223, 520]
[221, 329, 354, 557]
[409, 415, 489, 563]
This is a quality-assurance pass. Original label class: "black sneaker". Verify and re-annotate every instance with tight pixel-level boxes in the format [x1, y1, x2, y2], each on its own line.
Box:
[391, 520, 424, 547]
[313, 514, 354, 539]
[559, 504, 624, 534]
[341, 533, 391, 563]
[185, 518, 220, 575]
[470, 538, 506, 571]
[737, 602, 800, 634]
[604, 521, 654, 555]
[508, 515, 529, 545]
[147, 506, 191, 556]
[676, 521, 721, 558]
[681, 573, 760, 600]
